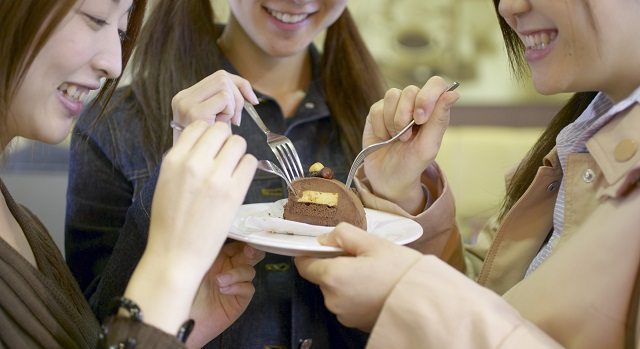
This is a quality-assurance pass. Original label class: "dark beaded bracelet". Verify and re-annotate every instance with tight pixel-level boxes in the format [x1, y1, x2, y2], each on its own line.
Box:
[107, 296, 143, 322]
[176, 319, 195, 343]
[104, 296, 196, 343]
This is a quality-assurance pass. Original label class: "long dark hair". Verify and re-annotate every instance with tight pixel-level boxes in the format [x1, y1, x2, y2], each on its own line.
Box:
[492, 0, 597, 219]
[0, 0, 147, 146]
[127, 0, 386, 165]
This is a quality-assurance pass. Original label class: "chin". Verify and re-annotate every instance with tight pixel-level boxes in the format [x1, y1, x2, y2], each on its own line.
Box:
[532, 79, 566, 96]
[38, 127, 72, 145]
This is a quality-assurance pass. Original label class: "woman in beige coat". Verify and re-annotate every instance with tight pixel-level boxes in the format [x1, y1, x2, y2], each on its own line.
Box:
[296, 0, 640, 347]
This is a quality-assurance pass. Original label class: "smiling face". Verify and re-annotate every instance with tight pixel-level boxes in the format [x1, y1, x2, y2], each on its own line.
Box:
[6, 0, 132, 146]
[498, 0, 640, 100]
[225, 0, 347, 57]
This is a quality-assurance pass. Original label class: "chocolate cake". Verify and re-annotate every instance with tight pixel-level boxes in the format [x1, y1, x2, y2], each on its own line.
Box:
[283, 163, 367, 230]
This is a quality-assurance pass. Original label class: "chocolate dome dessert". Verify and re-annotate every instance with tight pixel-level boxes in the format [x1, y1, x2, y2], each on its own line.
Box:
[283, 162, 367, 230]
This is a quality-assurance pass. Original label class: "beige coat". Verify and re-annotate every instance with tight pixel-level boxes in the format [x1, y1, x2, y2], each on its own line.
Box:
[354, 105, 640, 348]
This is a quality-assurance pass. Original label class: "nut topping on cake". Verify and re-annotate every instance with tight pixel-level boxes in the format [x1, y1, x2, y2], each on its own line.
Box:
[308, 162, 335, 179]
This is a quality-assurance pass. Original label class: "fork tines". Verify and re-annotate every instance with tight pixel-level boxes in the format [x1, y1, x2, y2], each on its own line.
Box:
[273, 142, 305, 182]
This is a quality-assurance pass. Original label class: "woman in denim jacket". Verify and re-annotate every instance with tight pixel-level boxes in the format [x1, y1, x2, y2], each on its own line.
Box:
[65, 0, 397, 348]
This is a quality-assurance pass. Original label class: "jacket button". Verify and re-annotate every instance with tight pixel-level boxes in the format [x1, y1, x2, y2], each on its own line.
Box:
[304, 102, 315, 109]
[298, 339, 313, 349]
[582, 169, 596, 183]
[614, 139, 638, 162]
[546, 181, 559, 192]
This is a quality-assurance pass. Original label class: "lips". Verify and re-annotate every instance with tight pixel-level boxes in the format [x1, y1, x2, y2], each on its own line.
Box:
[56, 82, 95, 116]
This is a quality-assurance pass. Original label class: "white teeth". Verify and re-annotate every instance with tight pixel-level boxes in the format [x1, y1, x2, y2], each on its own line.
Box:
[267, 9, 308, 24]
[59, 83, 89, 103]
[522, 31, 555, 50]
[68, 85, 78, 99]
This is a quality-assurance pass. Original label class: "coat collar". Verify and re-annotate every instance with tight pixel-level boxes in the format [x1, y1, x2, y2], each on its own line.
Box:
[586, 104, 640, 198]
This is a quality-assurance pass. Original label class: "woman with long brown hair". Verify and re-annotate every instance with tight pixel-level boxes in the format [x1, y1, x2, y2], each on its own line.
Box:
[1, 0, 265, 347]
[296, 0, 640, 347]
[62, 0, 427, 347]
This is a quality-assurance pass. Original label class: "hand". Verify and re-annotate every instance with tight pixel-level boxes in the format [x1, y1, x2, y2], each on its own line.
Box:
[186, 242, 265, 348]
[126, 121, 257, 334]
[171, 70, 258, 143]
[294, 223, 422, 332]
[362, 76, 459, 213]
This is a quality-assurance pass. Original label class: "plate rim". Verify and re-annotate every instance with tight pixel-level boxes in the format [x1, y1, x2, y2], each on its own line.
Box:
[229, 200, 423, 256]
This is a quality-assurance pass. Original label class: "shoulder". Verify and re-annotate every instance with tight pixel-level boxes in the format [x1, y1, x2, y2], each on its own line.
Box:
[74, 87, 141, 135]
[73, 87, 140, 143]
[70, 87, 146, 163]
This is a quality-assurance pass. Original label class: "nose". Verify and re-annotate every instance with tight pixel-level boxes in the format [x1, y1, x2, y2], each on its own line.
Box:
[498, 0, 531, 23]
[91, 28, 123, 79]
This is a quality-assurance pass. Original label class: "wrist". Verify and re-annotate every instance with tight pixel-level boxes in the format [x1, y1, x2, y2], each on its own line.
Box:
[124, 253, 203, 334]
[374, 181, 426, 215]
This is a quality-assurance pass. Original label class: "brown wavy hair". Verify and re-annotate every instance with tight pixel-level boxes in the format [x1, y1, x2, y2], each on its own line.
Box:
[126, 0, 386, 164]
[491, 0, 597, 219]
[0, 0, 147, 146]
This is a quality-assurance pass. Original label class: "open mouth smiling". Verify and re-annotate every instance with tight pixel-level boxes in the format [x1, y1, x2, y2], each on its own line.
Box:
[264, 7, 313, 24]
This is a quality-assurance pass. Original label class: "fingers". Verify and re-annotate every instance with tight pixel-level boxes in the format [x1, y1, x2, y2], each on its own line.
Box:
[412, 84, 460, 152]
[318, 223, 387, 256]
[219, 281, 255, 297]
[381, 88, 401, 139]
[166, 120, 212, 156]
[295, 224, 384, 285]
[170, 122, 256, 187]
[220, 242, 265, 267]
[413, 76, 449, 125]
[367, 76, 458, 146]
[187, 122, 233, 161]
[393, 86, 421, 142]
[216, 265, 256, 288]
[229, 74, 258, 126]
[171, 70, 258, 128]
[294, 256, 329, 285]
[241, 245, 266, 266]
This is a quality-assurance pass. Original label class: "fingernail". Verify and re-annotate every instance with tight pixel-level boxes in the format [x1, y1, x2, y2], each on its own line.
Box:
[217, 274, 231, 287]
[251, 94, 259, 105]
[317, 234, 328, 244]
[244, 245, 255, 257]
[219, 286, 233, 294]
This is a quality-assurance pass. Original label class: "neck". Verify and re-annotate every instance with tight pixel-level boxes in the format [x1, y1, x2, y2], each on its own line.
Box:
[218, 18, 311, 117]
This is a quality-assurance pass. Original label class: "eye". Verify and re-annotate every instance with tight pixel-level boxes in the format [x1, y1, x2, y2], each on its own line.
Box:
[83, 13, 109, 28]
[118, 29, 128, 42]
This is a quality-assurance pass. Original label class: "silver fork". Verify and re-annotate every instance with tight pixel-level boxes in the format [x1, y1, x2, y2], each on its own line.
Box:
[244, 101, 305, 182]
[344, 81, 459, 188]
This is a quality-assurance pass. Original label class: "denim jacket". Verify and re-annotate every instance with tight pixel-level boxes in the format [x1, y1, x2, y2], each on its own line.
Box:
[65, 47, 368, 348]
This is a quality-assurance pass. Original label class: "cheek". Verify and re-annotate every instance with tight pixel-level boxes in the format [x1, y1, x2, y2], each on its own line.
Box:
[322, 1, 347, 28]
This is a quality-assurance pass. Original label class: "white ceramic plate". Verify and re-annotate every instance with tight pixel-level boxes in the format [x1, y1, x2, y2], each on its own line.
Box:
[229, 200, 423, 257]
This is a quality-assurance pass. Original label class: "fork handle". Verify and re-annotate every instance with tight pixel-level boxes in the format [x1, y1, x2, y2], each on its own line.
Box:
[244, 101, 270, 136]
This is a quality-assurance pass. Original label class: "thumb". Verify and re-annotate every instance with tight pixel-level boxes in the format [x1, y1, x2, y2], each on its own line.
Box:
[319, 223, 385, 256]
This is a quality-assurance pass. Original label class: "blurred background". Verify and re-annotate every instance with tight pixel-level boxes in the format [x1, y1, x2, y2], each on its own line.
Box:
[2, 0, 570, 253]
